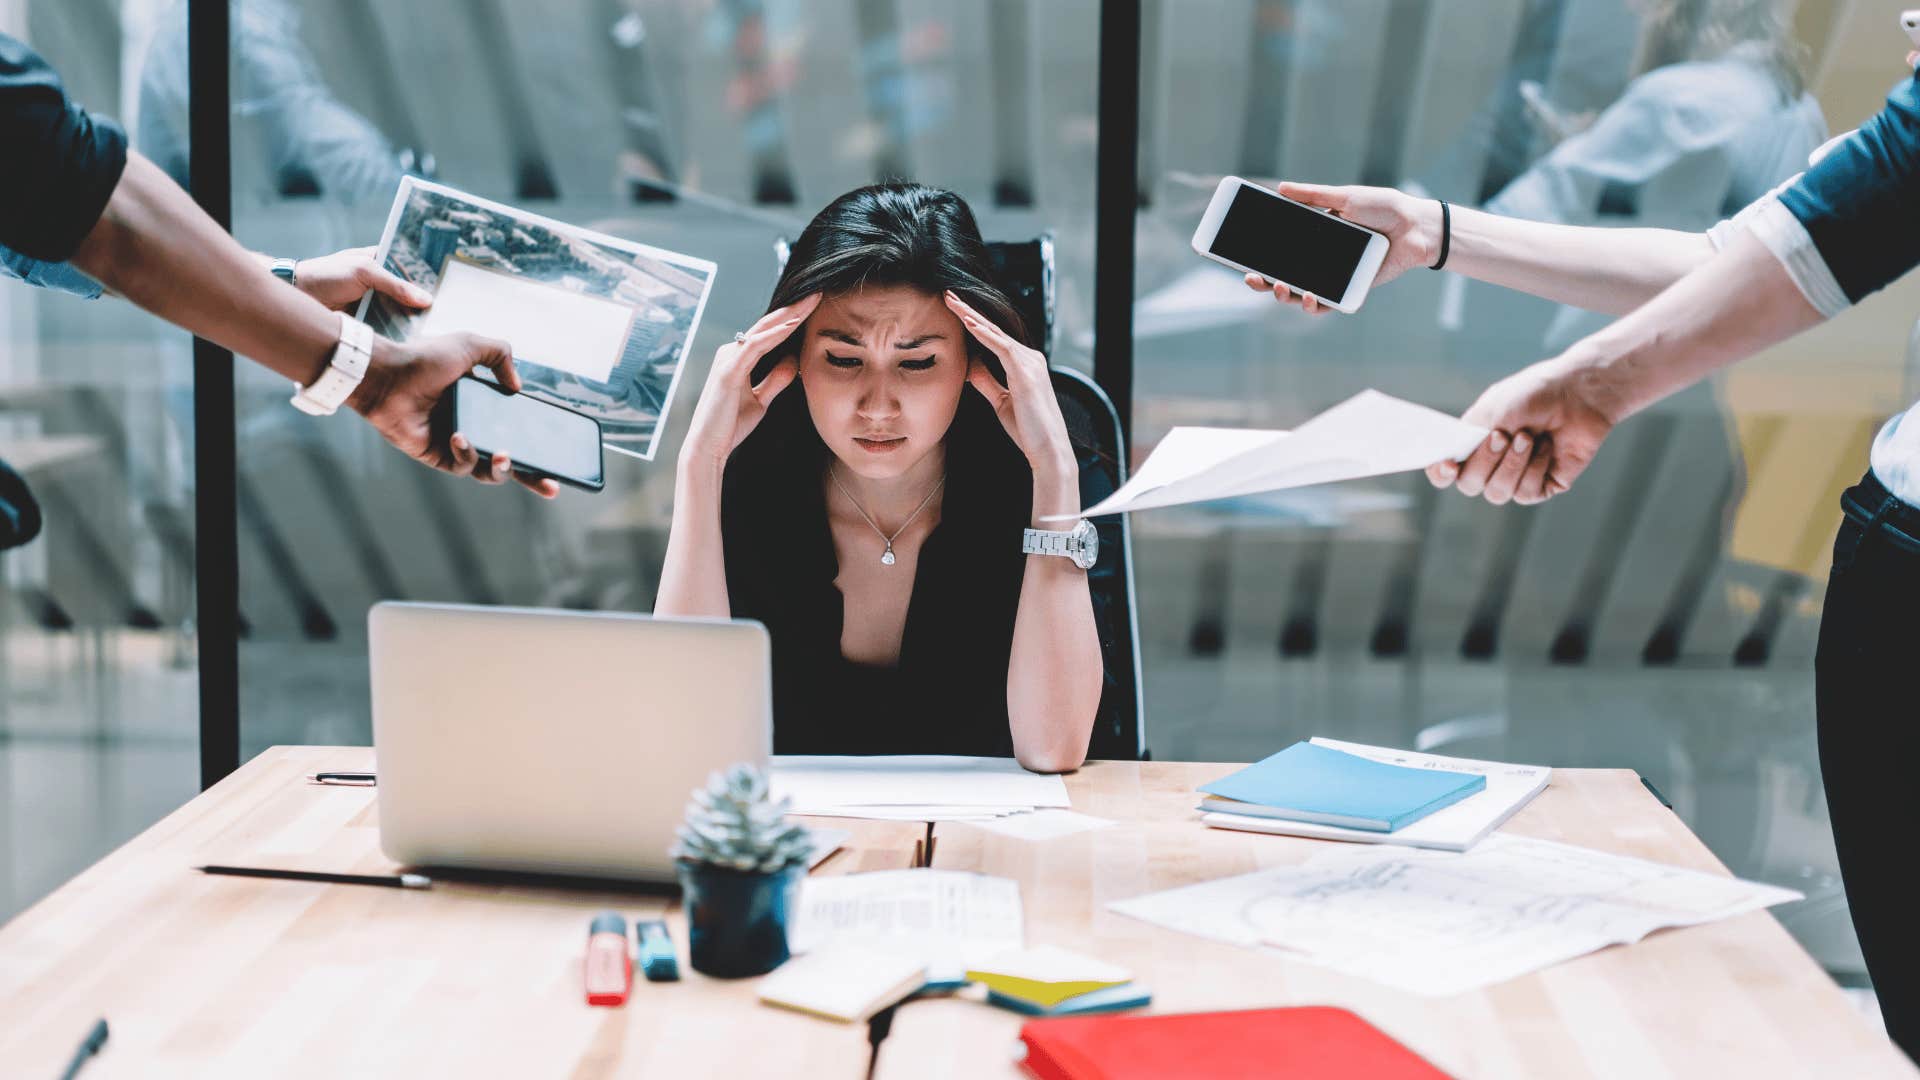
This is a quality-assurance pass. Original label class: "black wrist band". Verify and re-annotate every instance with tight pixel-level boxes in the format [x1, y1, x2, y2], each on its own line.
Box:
[1429, 199, 1451, 271]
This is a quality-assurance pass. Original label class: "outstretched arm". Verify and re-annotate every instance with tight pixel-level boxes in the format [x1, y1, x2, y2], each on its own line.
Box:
[1244, 181, 1712, 317]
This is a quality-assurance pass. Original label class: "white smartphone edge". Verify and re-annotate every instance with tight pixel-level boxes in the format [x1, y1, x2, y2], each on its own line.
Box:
[1905, 9, 1920, 48]
[1189, 176, 1390, 314]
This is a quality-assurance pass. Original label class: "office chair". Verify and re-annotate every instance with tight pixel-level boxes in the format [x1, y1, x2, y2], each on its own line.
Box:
[774, 234, 1148, 759]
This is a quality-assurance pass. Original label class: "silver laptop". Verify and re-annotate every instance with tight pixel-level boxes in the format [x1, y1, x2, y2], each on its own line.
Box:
[369, 602, 771, 881]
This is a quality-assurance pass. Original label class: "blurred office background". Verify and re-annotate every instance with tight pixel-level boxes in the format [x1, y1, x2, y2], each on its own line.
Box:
[4, 0, 1916, 1018]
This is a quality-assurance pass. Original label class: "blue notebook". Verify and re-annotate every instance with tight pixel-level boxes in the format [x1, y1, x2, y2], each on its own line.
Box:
[1198, 742, 1486, 833]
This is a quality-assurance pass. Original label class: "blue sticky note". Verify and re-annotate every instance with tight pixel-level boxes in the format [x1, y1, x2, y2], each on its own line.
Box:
[1199, 742, 1485, 832]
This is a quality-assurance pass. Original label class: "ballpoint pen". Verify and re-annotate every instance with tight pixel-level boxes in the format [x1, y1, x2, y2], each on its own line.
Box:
[196, 865, 431, 889]
[306, 772, 376, 786]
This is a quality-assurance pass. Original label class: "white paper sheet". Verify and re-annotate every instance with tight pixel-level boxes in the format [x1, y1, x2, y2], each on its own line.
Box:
[1107, 834, 1801, 996]
[415, 258, 634, 383]
[770, 756, 1072, 817]
[965, 809, 1118, 841]
[1203, 738, 1551, 852]
[1049, 390, 1487, 520]
[796, 805, 1021, 822]
[791, 869, 1025, 980]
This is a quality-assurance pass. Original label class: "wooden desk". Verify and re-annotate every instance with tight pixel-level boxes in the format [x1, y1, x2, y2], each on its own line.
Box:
[0, 747, 922, 1079]
[877, 761, 1916, 1079]
[4, 753, 1909, 1079]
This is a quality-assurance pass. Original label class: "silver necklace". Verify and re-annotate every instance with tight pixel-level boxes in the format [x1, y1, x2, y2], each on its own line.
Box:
[829, 464, 945, 566]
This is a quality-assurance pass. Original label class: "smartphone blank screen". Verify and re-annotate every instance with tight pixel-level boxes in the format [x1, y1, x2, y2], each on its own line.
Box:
[1210, 185, 1371, 300]
[458, 381, 603, 487]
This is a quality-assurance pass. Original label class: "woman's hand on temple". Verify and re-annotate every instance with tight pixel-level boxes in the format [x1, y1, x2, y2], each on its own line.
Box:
[946, 291, 1077, 479]
[1240, 181, 1442, 314]
[679, 292, 822, 474]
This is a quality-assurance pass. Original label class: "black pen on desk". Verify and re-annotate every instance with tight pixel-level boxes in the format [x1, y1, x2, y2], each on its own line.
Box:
[196, 865, 431, 889]
[306, 772, 376, 786]
[58, 1017, 107, 1080]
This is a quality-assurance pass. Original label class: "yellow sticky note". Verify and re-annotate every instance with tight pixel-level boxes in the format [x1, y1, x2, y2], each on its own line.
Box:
[966, 945, 1132, 1008]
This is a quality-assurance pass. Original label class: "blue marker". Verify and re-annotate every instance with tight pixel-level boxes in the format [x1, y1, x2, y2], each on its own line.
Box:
[634, 919, 680, 982]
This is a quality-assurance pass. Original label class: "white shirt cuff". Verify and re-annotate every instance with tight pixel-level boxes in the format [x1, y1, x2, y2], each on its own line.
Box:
[1711, 196, 1849, 320]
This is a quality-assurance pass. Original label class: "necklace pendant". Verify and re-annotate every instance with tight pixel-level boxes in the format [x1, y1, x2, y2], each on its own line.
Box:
[880, 545, 897, 566]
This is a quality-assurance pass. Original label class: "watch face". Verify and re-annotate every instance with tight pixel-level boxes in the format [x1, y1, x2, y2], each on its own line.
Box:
[1072, 519, 1099, 569]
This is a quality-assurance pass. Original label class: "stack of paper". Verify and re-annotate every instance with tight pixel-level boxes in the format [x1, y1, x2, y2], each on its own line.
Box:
[1109, 833, 1803, 996]
[968, 945, 1151, 1017]
[770, 755, 1071, 821]
[1042, 390, 1487, 521]
[758, 944, 927, 1023]
[1202, 738, 1551, 852]
[790, 869, 1024, 983]
[1199, 742, 1486, 832]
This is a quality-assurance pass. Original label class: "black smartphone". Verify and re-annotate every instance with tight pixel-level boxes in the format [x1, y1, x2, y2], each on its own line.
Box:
[436, 376, 605, 492]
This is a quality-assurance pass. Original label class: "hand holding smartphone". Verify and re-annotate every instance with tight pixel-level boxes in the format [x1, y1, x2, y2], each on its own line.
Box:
[434, 376, 606, 492]
[1191, 176, 1391, 313]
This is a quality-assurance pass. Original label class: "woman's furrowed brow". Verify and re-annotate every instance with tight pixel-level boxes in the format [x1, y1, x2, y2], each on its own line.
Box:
[817, 327, 947, 350]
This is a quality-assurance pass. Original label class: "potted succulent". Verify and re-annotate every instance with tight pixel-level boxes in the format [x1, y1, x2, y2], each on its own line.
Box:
[671, 763, 814, 978]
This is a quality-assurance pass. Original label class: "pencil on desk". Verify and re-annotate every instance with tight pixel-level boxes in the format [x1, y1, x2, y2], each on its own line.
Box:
[195, 865, 431, 889]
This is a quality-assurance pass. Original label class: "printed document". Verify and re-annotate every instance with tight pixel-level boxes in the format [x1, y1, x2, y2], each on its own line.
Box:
[1108, 834, 1801, 995]
[792, 869, 1025, 979]
[416, 258, 634, 383]
[1048, 390, 1487, 520]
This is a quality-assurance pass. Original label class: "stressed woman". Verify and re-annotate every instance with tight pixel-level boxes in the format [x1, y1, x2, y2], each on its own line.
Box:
[654, 184, 1105, 772]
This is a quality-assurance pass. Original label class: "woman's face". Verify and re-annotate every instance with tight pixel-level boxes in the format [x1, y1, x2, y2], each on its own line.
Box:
[797, 285, 969, 481]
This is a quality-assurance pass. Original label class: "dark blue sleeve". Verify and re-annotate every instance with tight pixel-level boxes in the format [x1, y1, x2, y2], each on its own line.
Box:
[0, 33, 129, 262]
[1778, 72, 1920, 305]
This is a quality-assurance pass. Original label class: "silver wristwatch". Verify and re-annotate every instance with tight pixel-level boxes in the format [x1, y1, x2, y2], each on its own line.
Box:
[1023, 518, 1099, 570]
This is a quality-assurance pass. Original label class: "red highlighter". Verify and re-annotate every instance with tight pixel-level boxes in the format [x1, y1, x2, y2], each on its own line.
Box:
[585, 911, 632, 1006]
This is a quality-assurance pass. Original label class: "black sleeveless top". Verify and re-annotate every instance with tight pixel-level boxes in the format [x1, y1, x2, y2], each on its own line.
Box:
[719, 385, 1121, 755]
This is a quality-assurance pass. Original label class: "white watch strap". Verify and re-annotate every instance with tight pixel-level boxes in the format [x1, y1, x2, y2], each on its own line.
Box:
[290, 312, 374, 417]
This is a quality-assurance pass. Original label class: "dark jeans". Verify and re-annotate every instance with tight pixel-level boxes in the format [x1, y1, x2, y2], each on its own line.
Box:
[1817, 469, 1920, 1062]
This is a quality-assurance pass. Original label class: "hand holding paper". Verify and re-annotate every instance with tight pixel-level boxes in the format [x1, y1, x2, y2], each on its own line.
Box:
[1051, 390, 1487, 520]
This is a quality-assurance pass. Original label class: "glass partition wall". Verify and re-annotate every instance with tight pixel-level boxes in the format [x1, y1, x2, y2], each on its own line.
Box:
[0, 0, 200, 921]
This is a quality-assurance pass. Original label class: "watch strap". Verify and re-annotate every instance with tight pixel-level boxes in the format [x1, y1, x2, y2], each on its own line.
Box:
[270, 257, 298, 285]
[290, 312, 374, 417]
[1023, 521, 1092, 559]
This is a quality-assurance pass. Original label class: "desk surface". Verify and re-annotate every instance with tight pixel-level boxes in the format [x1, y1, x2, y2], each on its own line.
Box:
[0, 750, 1908, 1079]
[880, 761, 1915, 1080]
[0, 747, 921, 1079]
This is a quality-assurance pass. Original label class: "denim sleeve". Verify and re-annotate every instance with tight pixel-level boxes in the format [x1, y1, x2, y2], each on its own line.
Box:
[1777, 72, 1920, 305]
[0, 244, 104, 299]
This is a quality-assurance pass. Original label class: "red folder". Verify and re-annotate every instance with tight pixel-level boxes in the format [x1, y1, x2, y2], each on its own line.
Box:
[1017, 1005, 1453, 1080]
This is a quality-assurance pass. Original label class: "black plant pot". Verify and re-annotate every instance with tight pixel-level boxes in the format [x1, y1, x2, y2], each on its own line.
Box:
[676, 861, 802, 978]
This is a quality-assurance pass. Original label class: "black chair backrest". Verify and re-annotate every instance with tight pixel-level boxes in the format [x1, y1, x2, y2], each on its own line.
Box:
[984, 237, 1054, 359]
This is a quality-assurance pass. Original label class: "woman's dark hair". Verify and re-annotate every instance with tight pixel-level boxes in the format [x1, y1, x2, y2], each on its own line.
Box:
[754, 182, 1031, 385]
